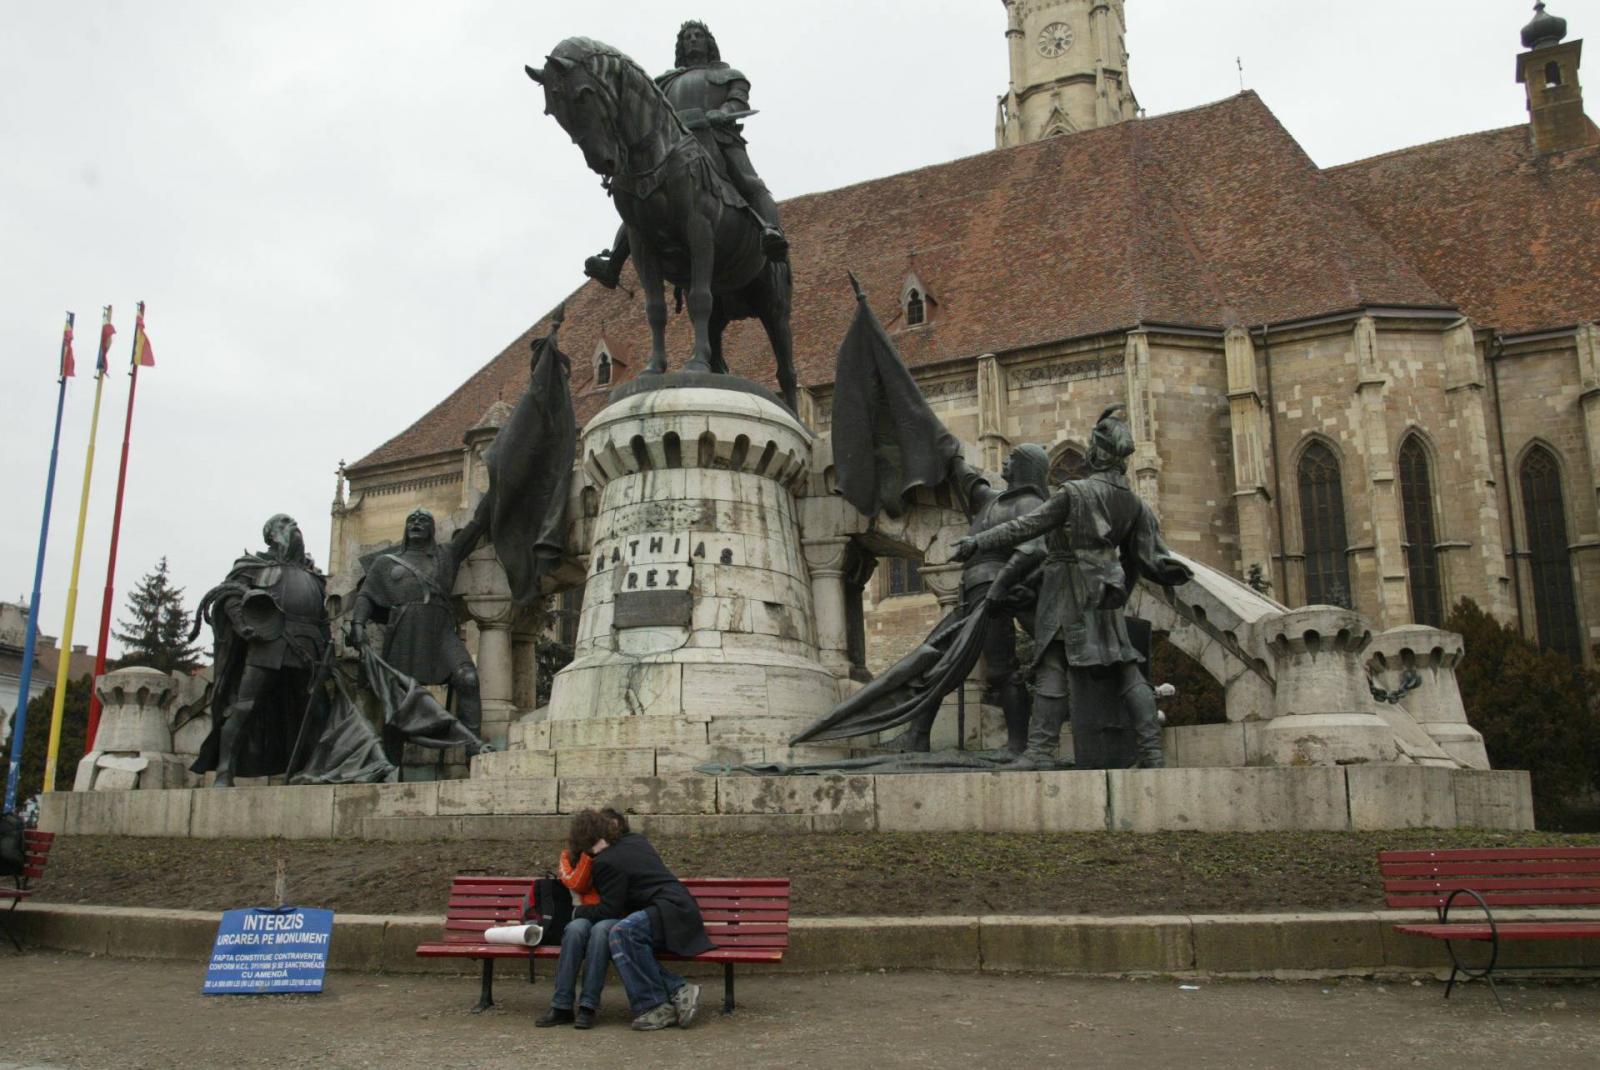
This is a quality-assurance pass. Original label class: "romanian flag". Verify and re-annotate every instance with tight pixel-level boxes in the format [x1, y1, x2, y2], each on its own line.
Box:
[131, 301, 154, 368]
[60, 311, 76, 378]
[96, 306, 115, 376]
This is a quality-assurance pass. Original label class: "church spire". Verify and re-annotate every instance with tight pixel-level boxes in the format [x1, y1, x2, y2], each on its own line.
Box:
[996, 0, 1139, 148]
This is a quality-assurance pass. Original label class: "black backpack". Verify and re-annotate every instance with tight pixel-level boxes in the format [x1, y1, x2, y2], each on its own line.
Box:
[0, 812, 26, 878]
[525, 876, 573, 945]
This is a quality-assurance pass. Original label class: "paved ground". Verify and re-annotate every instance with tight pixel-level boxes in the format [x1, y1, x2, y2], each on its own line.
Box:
[8, 954, 1600, 1070]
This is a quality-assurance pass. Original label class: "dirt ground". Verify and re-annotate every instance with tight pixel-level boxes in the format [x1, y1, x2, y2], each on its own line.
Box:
[8, 953, 1600, 1070]
[34, 828, 1600, 917]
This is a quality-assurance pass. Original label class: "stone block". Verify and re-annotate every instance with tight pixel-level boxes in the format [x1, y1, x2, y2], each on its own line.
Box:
[379, 915, 459, 973]
[555, 747, 656, 778]
[364, 815, 571, 841]
[783, 917, 980, 973]
[655, 743, 763, 775]
[333, 780, 440, 836]
[10, 903, 113, 955]
[558, 775, 718, 815]
[875, 772, 1107, 833]
[119, 788, 193, 837]
[36, 791, 70, 834]
[547, 717, 708, 749]
[1452, 769, 1535, 830]
[190, 785, 336, 839]
[634, 813, 819, 837]
[680, 663, 768, 722]
[717, 775, 875, 830]
[1346, 764, 1457, 830]
[1170, 723, 1247, 768]
[980, 915, 1194, 974]
[69, 789, 132, 835]
[471, 750, 557, 779]
[106, 907, 219, 962]
[1191, 913, 1387, 974]
[1106, 767, 1348, 832]
[437, 778, 558, 816]
[327, 913, 389, 972]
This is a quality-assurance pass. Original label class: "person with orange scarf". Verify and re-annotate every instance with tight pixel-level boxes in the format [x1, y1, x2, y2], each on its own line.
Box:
[537, 808, 629, 1028]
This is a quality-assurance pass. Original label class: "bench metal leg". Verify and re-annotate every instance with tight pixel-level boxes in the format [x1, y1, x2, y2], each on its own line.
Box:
[1, 901, 21, 953]
[1443, 965, 1458, 1000]
[528, 954, 537, 986]
[722, 963, 735, 1015]
[472, 959, 496, 1014]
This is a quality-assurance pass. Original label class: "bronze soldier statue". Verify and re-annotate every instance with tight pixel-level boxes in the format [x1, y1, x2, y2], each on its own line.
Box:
[953, 408, 1193, 770]
[584, 19, 787, 289]
[888, 445, 1050, 755]
[350, 508, 485, 733]
[191, 514, 331, 787]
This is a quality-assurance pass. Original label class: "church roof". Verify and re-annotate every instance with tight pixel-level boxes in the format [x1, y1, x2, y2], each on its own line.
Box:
[352, 91, 1454, 472]
[1327, 123, 1600, 336]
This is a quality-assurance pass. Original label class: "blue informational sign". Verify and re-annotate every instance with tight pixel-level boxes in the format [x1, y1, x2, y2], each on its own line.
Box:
[203, 907, 334, 995]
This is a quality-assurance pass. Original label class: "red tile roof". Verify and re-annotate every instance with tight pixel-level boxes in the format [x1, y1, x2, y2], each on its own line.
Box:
[1327, 123, 1600, 336]
[354, 92, 1457, 471]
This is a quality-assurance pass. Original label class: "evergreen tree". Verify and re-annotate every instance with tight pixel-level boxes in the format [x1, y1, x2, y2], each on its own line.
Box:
[1, 675, 91, 802]
[1447, 598, 1600, 821]
[113, 557, 201, 673]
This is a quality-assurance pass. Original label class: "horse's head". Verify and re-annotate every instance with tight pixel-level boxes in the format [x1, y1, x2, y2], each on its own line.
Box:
[526, 39, 625, 178]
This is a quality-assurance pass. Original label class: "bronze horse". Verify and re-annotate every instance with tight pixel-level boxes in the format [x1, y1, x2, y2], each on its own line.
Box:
[526, 38, 798, 411]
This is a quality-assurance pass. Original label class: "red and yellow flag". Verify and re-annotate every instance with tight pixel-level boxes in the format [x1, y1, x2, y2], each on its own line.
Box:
[132, 301, 155, 368]
[96, 306, 115, 376]
[60, 311, 76, 378]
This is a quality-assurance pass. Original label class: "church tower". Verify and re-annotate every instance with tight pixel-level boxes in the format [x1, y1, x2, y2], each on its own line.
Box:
[996, 0, 1139, 147]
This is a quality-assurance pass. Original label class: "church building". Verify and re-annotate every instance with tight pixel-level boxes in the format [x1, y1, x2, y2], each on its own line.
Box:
[337, 2, 1600, 676]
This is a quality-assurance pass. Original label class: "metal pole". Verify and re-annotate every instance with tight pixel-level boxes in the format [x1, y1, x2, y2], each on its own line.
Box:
[85, 354, 141, 749]
[43, 309, 112, 792]
[4, 360, 71, 812]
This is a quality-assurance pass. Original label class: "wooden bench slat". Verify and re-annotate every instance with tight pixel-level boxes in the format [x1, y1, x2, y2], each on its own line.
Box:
[1387, 891, 1600, 909]
[1381, 860, 1600, 878]
[1385, 878, 1600, 894]
[1380, 847, 1600, 863]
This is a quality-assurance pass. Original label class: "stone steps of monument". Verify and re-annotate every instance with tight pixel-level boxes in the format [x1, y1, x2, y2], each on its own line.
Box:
[472, 741, 869, 781]
[39, 764, 1534, 840]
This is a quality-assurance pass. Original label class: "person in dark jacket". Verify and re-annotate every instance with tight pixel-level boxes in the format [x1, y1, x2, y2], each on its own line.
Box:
[569, 815, 713, 1030]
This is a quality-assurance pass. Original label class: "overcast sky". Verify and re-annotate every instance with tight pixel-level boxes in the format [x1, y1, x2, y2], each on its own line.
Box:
[0, 1, 1550, 656]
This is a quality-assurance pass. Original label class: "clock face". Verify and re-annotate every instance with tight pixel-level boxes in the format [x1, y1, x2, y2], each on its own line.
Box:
[1037, 21, 1074, 57]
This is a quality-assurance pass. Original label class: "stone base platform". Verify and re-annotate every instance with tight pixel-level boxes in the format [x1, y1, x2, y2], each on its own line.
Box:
[40, 764, 1533, 841]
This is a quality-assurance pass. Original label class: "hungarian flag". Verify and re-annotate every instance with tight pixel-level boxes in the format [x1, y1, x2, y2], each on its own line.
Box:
[132, 301, 154, 367]
[96, 306, 116, 376]
[60, 311, 76, 378]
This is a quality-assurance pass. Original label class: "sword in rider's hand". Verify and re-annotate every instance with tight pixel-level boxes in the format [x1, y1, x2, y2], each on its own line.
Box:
[677, 108, 758, 131]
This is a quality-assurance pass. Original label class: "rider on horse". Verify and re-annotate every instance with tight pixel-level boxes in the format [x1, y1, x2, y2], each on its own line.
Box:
[585, 20, 787, 289]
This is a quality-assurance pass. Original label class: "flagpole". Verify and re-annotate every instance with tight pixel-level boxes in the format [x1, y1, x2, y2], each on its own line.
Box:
[42, 308, 113, 793]
[3, 315, 74, 812]
[85, 301, 150, 750]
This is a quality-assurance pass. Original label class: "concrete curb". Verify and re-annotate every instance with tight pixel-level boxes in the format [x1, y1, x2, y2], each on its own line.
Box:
[15, 902, 1598, 979]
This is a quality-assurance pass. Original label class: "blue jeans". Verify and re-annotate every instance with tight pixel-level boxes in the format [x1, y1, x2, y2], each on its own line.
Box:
[550, 916, 617, 1011]
[608, 909, 686, 1015]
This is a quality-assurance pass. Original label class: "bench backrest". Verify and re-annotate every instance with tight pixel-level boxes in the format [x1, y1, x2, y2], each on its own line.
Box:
[1379, 847, 1600, 910]
[438, 875, 791, 950]
[14, 830, 53, 888]
[683, 878, 791, 954]
[440, 875, 537, 945]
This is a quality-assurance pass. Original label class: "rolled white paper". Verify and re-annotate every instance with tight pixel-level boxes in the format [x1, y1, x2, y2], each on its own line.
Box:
[484, 923, 544, 946]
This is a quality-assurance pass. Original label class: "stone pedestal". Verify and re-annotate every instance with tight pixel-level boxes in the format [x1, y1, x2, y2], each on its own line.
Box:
[1253, 606, 1403, 766]
[73, 667, 207, 791]
[546, 382, 841, 751]
[1368, 625, 1489, 770]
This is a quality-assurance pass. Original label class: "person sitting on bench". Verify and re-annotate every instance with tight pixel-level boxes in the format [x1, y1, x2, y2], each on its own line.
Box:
[571, 813, 713, 1030]
[536, 808, 628, 1029]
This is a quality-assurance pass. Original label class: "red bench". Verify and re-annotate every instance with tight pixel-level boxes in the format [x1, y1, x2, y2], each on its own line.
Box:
[416, 875, 790, 1015]
[1379, 847, 1600, 1007]
[2, 830, 55, 952]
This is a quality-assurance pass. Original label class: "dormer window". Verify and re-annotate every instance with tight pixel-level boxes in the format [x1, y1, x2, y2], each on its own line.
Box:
[900, 272, 933, 328]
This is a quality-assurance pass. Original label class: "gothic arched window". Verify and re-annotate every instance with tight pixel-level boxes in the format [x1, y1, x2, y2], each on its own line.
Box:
[905, 289, 925, 327]
[1520, 446, 1582, 662]
[596, 349, 612, 386]
[1398, 436, 1443, 626]
[1050, 446, 1087, 486]
[1297, 441, 1351, 607]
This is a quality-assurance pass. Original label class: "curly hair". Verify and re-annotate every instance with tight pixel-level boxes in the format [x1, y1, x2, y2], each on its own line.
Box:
[566, 809, 614, 860]
[674, 20, 721, 67]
